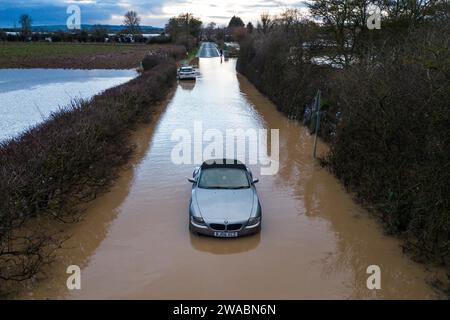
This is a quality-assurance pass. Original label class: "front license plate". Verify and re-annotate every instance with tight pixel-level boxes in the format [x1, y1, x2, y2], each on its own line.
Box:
[214, 231, 238, 238]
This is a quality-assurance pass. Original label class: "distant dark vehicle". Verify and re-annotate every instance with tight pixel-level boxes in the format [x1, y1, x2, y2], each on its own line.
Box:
[188, 159, 262, 238]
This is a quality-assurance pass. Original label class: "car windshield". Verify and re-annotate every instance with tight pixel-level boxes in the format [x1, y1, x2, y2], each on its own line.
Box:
[181, 67, 193, 72]
[198, 168, 250, 189]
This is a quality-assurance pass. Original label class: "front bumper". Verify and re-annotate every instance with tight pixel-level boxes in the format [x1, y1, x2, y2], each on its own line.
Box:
[189, 219, 261, 237]
[178, 74, 196, 80]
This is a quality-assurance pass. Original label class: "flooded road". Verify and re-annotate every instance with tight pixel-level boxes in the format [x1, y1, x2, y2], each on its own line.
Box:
[0, 69, 137, 141]
[197, 42, 220, 58]
[23, 57, 438, 299]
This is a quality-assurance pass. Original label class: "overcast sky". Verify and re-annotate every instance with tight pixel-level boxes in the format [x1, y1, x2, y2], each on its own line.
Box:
[0, 0, 309, 28]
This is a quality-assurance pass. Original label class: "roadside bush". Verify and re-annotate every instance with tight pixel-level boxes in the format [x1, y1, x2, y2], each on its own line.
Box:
[168, 45, 188, 60]
[0, 57, 177, 292]
[328, 25, 450, 264]
[147, 35, 172, 44]
[142, 54, 165, 71]
[237, 27, 333, 124]
[144, 45, 186, 62]
[238, 11, 450, 270]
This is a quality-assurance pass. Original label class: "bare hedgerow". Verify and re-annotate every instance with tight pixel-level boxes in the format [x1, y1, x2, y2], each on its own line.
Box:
[238, 7, 450, 277]
[0, 56, 177, 294]
[328, 23, 450, 265]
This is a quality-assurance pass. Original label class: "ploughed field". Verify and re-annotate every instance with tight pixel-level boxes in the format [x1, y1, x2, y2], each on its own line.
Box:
[0, 42, 184, 69]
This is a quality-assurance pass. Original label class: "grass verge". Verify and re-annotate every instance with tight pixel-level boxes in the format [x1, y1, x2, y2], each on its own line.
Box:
[182, 45, 199, 66]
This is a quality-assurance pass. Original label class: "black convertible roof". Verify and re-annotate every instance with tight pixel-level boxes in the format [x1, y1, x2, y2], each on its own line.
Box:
[201, 159, 247, 170]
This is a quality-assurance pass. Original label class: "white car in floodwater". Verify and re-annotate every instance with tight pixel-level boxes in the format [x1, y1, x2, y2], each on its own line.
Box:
[177, 66, 196, 80]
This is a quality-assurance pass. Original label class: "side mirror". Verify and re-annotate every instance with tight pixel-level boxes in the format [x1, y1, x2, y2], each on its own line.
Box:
[193, 167, 200, 178]
[188, 178, 196, 183]
[252, 178, 259, 184]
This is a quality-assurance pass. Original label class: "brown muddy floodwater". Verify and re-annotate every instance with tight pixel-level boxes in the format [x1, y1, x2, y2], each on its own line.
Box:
[21, 58, 439, 299]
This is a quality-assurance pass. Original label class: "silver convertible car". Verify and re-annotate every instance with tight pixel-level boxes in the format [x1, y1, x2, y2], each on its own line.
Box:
[188, 159, 262, 238]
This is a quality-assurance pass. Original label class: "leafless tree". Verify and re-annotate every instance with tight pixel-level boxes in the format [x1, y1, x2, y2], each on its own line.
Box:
[123, 10, 141, 35]
[19, 14, 32, 40]
[258, 12, 273, 34]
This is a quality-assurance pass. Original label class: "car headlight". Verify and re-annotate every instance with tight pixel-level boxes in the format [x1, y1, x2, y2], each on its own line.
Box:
[191, 216, 205, 224]
[247, 216, 260, 226]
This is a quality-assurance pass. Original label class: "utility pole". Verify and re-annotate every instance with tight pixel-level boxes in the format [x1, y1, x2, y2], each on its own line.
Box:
[186, 13, 190, 45]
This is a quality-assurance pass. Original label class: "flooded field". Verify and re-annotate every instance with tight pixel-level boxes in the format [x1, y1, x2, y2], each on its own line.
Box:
[0, 68, 137, 141]
[19, 58, 440, 299]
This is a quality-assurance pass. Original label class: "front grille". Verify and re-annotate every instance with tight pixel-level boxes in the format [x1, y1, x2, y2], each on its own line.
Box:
[210, 223, 243, 231]
[226, 224, 242, 231]
[210, 223, 226, 230]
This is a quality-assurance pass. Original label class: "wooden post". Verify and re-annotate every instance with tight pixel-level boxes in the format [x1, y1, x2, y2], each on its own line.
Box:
[313, 90, 321, 159]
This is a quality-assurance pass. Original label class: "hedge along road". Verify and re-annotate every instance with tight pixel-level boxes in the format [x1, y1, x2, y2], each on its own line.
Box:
[22, 53, 439, 299]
